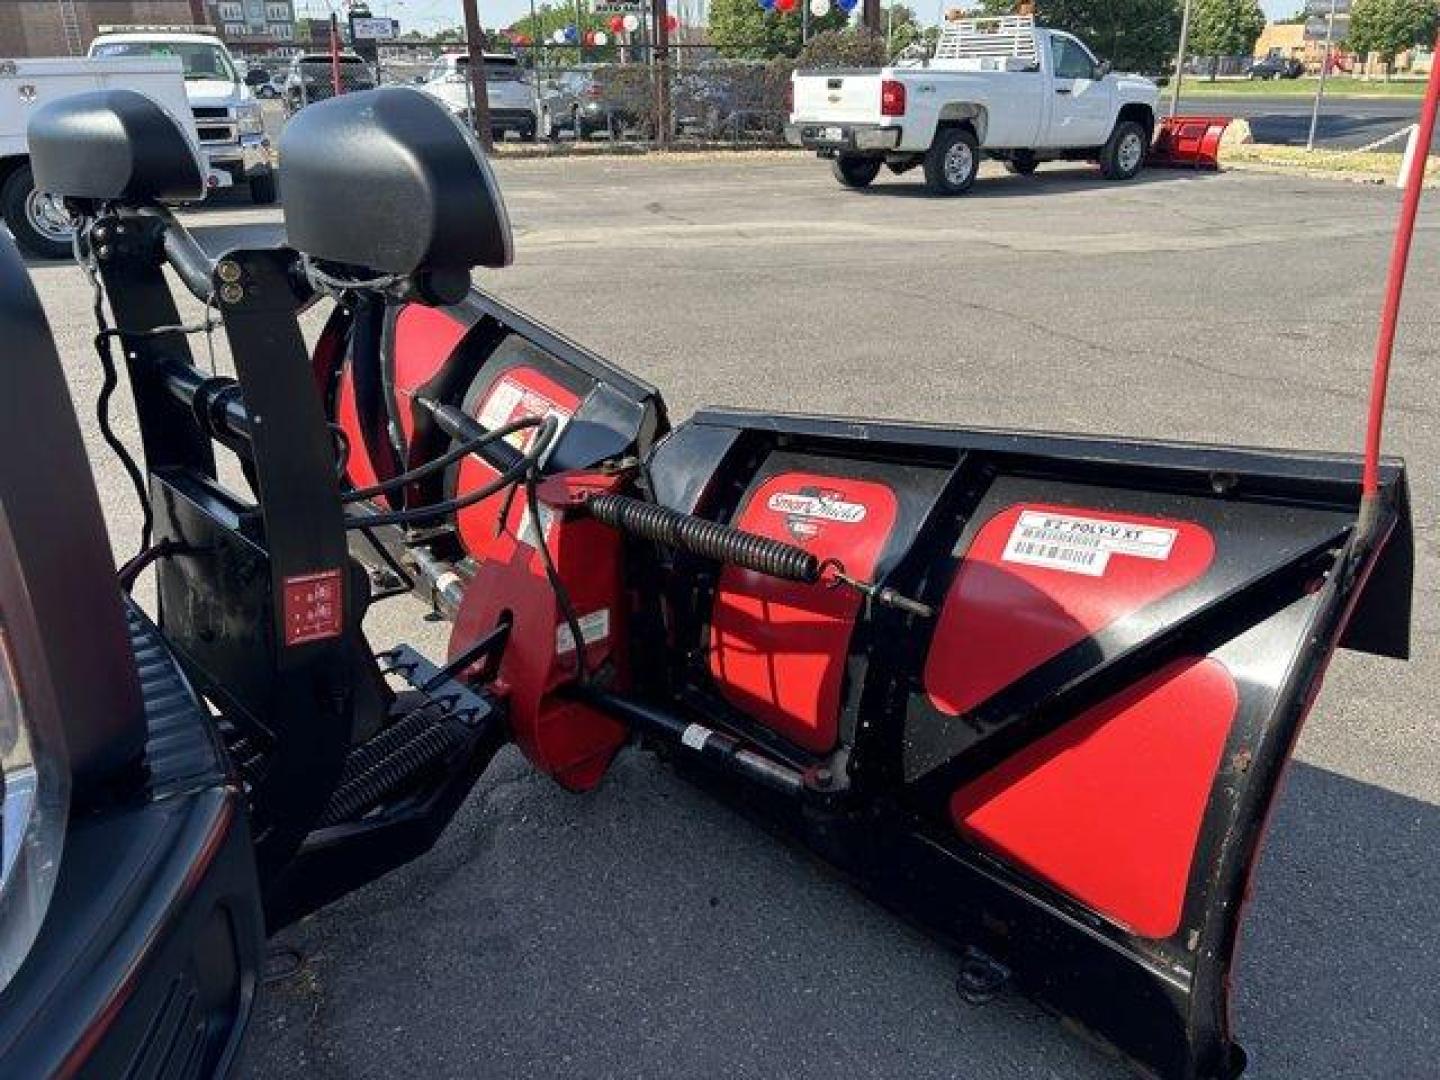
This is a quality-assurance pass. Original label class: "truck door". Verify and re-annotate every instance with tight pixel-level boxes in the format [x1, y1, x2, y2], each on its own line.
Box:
[1041, 33, 1114, 149]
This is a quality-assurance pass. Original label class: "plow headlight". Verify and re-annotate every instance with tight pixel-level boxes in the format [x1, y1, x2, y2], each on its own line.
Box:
[0, 622, 69, 992]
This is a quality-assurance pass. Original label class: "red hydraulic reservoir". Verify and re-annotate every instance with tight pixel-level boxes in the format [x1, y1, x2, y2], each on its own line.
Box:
[449, 472, 627, 791]
[710, 471, 899, 754]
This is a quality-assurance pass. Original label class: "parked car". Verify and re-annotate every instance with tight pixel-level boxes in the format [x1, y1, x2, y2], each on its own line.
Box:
[538, 69, 614, 139]
[421, 53, 537, 141]
[283, 52, 377, 113]
[790, 15, 1160, 195]
[1247, 55, 1304, 80]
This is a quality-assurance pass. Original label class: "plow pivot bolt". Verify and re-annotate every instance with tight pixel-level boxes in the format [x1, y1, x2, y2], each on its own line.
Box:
[96, 244, 111, 258]
[217, 260, 243, 284]
[220, 283, 245, 304]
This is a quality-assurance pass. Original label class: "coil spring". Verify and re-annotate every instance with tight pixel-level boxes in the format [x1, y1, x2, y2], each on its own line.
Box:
[319, 721, 464, 827]
[338, 707, 442, 785]
[586, 494, 820, 583]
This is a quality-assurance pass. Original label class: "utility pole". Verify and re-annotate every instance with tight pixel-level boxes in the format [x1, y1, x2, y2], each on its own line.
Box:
[863, 0, 881, 36]
[653, 0, 670, 146]
[461, 0, 494, 152]
[1307, 0, 1340, 151]
[1168, 0, 1193, 118]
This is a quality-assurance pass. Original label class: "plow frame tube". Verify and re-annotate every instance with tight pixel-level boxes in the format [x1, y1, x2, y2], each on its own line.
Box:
[643, 407, 1409, 1080]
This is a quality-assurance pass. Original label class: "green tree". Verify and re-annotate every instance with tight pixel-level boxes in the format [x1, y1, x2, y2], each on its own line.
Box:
[1349, 0, 1439, 75]
[797, 27, 887, 66]
[1190, 0, 1266, 79]
[886, 4, 924, 55]
[709, 0, 850, 59]
[979, 0, 1182, 74]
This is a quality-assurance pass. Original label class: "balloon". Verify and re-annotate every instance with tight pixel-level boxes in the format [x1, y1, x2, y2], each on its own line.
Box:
[564, 24, 578, 42]
[609, 14, 624, 33]
[775, 0, 796, 12]
[552, 28, 567, 43]
[594, 30, 608, 45]
[622, 12, 640, 30]
[516, 33, 531, 46]
[809, 0, 830, 13]
[665, 13, 679, 31]
[583, 29, 595, 45]
[760, 0, 775, 10]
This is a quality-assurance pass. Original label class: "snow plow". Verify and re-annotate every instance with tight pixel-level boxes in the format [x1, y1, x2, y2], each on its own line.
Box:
[0, 83, 1424, 1079]
[1149, 114, 1233, 170]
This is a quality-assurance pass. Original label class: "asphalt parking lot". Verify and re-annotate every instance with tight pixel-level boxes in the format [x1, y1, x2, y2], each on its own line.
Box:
[25, 154, 1439, 1079]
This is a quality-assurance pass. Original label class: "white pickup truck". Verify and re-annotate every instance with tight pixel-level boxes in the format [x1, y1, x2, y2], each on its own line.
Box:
[788, 16, 1161, 195]
[0, 55, 206, 257]
[89, 26, 274, 206]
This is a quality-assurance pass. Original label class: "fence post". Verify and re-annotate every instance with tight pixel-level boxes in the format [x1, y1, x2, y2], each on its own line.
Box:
[329, 13, 341, 98]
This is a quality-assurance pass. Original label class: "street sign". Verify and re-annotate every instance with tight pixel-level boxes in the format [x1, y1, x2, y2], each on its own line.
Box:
[595, 2, 643, 11]
[351, 16, 398, 40]
[1303, 0, 1350, 13]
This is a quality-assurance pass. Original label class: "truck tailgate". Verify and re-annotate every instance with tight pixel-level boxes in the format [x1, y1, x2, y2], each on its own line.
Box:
[792, 70, 883, 123]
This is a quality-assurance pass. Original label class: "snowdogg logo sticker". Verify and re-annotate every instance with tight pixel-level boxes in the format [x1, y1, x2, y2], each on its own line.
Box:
[766, 489, 867, 543]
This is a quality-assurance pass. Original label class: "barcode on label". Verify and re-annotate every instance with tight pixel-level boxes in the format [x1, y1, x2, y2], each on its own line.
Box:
[1009, 540, 1103, 569]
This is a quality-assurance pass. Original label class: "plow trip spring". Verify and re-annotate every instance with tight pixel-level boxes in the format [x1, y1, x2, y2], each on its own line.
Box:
[0, 80, 1414, 1080]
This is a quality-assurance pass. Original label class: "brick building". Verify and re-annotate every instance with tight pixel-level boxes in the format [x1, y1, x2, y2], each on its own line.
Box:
[0, 2, 206, 58]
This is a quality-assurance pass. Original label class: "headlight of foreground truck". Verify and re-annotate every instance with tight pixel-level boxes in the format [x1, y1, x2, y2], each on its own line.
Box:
[0, 621, 69, 993]
[238, 104, 265, 136]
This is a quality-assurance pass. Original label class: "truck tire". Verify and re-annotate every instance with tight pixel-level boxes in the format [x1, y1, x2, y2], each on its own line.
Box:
[2, 164, 72, 260]
[1099, 119, 1147, 182]
[248, 167, 278, 205]
[923, 127, 980, 196]
[833, 155, 882, 189]
[1005, 151, 1039, 176]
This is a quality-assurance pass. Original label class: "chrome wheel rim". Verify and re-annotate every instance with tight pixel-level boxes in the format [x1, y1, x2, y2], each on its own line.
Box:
[943, 141, 973, 186]
[25, 189, 72, 245]
[1118, 131, 1144, 174]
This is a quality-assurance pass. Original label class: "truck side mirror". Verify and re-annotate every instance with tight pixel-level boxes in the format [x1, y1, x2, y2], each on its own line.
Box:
[1095, 60, 1113, 78]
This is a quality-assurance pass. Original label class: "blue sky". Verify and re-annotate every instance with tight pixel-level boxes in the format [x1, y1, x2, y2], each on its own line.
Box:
[295, 0, 1299, 35]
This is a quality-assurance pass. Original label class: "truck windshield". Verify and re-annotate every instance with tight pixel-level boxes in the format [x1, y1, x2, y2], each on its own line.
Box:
[92, 41, 238, 83]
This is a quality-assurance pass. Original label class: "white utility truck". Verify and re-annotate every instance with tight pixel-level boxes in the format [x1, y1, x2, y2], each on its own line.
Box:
[788, 16, 1161, 195]
[89, 26, 274, 205]
[0, 55, 207, 257]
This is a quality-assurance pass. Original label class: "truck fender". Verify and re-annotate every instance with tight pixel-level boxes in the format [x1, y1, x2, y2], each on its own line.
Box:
[936, 102, 988, 146]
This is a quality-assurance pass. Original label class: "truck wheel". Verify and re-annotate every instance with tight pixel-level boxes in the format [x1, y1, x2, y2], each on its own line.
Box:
[923, 127, 980, 196]
[248, 167, 278, 205]
[833, 155, 882, 189]
[1099, 120, 1147, 182]
[1005, 151, 1039, 176]
[2, 165, 72, 259]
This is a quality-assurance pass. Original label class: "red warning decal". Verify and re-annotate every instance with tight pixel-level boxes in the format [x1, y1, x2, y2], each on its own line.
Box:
[282, 569, 344, 646]
[925, 503, 1214, 717]
[710, 472, 897, 754]
[951, 656, 1238, 939]
[455, 366, 579, 560]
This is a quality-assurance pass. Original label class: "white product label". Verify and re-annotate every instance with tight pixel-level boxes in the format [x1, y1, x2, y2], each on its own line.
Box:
[515, 503, 559, 551]
[555, 608, 611, 654]
[478, 374, 572, 453]
[1000, 510, 1177, 577]
[680, 723, 711, 751]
